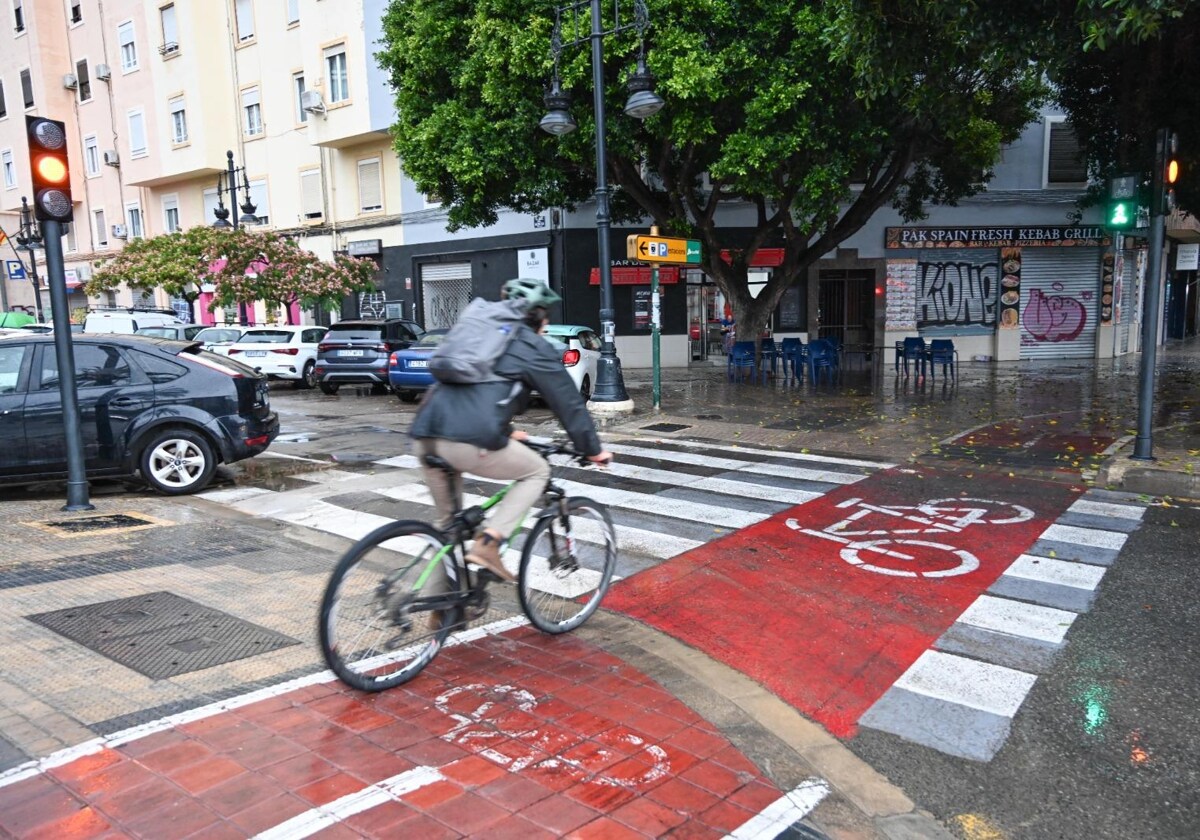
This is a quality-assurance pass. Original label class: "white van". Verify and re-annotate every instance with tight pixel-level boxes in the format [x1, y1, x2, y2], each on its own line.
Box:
[83, 309, 186, 335]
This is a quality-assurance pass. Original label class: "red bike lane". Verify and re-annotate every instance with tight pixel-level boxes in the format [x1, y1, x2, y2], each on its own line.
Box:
[605, 465, 1080, 738]
[0, 624, 822, 839]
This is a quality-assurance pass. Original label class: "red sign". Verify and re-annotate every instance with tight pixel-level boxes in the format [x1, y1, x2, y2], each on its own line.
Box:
[719, 248, 786, 267]
[589, 266, 680, 285]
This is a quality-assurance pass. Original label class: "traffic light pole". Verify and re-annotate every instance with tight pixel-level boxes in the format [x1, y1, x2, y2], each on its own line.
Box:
[1131, 128, 1168, 461]
[43, 220, 93, 510]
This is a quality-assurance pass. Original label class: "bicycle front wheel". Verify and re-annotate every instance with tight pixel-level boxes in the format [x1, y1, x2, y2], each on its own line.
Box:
[518, 497, 617, 634]
[319, 520, 463, 691]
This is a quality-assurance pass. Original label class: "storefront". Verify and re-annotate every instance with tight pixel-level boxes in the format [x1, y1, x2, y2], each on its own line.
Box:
[884, 225, 1113, 360]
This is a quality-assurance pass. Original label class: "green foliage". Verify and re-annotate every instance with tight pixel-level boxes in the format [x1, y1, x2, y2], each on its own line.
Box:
[379, 0, 1053, 337]
[1076, 0, 1191, 50]
[87, 228, 377, 321]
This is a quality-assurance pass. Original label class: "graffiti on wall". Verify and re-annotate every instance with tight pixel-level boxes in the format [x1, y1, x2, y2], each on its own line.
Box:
[1023, 284, 1087, 342]
[917, 260, 999, 327]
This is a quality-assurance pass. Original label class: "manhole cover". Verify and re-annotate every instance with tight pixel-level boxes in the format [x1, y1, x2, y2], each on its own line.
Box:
[28, 591, 299, 680]
[641, 423, 691, 433]
[695, 414, 723, 421]
[30, 513, 165, 536]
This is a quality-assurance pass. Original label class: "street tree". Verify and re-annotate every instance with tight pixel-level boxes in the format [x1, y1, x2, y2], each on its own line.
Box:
[88, 228, 376, 323]
[379, 0, 1058, 341]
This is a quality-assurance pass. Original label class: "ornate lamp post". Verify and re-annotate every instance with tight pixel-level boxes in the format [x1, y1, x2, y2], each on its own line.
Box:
[540, 0, 664, 409]
[211, 149, 259, 324]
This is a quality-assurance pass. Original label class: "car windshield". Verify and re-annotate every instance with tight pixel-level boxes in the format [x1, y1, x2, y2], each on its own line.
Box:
[195, 328, 242, 343]
[412, 331, 449, 349]
[543, 327, 580, 339]
[239, 330, 294, 344]
[325, 325, 384, 340]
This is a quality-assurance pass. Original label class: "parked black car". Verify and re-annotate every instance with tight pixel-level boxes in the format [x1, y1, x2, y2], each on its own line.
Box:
[0, 335, 279, 495]
[314, 319, 425, 394]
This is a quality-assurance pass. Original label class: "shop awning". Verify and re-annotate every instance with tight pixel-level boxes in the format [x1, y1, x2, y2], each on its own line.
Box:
[589, 266, 681, 285]
[719, 248, 786, 267]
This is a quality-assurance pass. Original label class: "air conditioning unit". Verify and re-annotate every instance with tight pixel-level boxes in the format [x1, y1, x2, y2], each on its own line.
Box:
[95, 63, 111, 80]
[111, 224, 128, 240]
[300, 89, 326, 115]
[103, 150, 120, 167]
[158, 41, 179, 57]
[62, 73, 78, 90]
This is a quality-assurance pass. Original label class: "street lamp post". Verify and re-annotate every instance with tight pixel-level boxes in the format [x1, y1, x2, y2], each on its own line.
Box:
[15, 196, 46, 323]
[211, 149, 259, 325]
[540, 0, 664, 410]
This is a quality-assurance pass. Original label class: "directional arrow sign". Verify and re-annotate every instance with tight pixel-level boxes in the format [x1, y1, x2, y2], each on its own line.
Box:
[626, 234, 702, 265]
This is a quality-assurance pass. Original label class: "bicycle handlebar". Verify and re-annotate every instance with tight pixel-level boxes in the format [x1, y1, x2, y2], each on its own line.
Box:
[523, 439, 604, 467]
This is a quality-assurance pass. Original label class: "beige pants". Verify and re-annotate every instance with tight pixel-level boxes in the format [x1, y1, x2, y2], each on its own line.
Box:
[417, 439, 550, 538]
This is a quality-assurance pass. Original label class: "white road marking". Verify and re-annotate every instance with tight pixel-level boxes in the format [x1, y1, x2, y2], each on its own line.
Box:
[197, 486, 275, 503]
[893, 650, 1037, 718]
[1066, 499, 1146, 521]
[253, 766, 444, 840]
[374, 454, 420, 469]
[1002, 554, 1107, 591]
[957, 595, 1077, 645]
[724, 778, 830, 839]
[687, 476, 823, 506]
[0, 616, 529, 791]
[1039, 523, 1128, 551]
[603, 442, 869, 484]
[667, 438, 893, 469]
[553, 477, 766, 529]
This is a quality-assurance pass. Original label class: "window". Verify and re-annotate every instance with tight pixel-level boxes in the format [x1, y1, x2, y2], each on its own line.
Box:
[20, 68, 33, 109]
[242, 87, 262, 136]
[247, 179, 269, 225]
[293, 73, 307, 124]
[325, 45, 348, 103]
[118, 21, 138, 71]
[84, 134, 100, 176]
[357, 157, 382, 213]
[127, 109, 147, 157]
[300, 169, 323, 219]
[126, 204, 143, 238]
[0, 345, 28, 395]
[160, 4, 178, 52]
[133, 350, 186, 383]
[0, 80, 6, 119]
[12, 0, 23, 33]
[65, 222, 76, 252]
[94, 209, 108, 248]
[2, 149, 14, 189]
[235, 0, 254, 41]
[76, 59, 91, 102]
[1046, 119, 1087, 185]
[286, 0, 299, 25]
[169, 96, 187, 143]
[69, 1, 82, 24]
[162, 194, 180, 232]
[41, 344, 132, 390]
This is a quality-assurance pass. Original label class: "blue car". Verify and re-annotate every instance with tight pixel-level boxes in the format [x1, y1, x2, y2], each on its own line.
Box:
[388, 329, 447, 401]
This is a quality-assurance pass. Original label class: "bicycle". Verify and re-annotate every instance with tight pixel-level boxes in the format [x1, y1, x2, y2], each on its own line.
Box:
[318, 440, 617, 691]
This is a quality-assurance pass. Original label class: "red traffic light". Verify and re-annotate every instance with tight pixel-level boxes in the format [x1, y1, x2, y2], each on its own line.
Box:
[26, 116, 73, 223]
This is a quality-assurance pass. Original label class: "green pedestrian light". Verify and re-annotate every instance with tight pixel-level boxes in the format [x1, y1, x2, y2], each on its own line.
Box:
[1107, 199, 1134, 230]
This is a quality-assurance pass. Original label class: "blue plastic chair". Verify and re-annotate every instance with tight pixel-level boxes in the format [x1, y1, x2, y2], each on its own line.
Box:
[807, 339, 839, 384]
[901, 337, 927, 378]
[928, 339, 957, 382]
[727, 341, 765, 384]
[759, 338, 779, 378]
[780, 338, 804, 383]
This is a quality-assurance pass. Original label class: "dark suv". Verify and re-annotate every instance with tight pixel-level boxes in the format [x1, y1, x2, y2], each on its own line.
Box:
[315, 319, 425, 394]
[0, 335, 278, 495]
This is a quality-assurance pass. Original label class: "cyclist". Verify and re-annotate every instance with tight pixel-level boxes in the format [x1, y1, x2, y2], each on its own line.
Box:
[410, 278, 613, 582]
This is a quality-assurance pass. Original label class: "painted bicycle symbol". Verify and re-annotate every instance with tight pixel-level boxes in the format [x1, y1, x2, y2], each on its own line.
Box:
[435, 683, 670, 789]
[786, 496, 1034, 578]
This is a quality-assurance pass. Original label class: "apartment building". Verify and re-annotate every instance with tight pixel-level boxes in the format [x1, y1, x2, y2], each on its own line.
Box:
[0, 0, 413, 326]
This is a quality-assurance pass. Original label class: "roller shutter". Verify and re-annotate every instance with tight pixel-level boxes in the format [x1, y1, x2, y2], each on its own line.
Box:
[1118, 250, 1136, 355]
[1019, 249, 1100, 359]
[420, 262, 472, 329]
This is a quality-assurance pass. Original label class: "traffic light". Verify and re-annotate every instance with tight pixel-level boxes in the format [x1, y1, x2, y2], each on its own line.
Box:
[1165, 145, 1180, 212]
[26, 116, 73, 223]
[1106, 199, 1135, 231]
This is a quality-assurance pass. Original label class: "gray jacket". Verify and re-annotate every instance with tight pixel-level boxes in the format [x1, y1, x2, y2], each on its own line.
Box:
[409, 324, 603, 455]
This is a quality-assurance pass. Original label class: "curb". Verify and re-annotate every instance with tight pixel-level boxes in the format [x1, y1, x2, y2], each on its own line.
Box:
[581, 612, 954, 840]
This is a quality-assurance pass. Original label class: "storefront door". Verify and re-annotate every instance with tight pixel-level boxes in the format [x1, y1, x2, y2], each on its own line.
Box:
[818, 270, 874, 346]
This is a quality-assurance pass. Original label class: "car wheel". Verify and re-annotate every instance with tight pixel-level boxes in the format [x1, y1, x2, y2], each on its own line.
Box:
[297, 361, 316, 389]
[580, 374, 591, 400]
[319, 382, 340, 395]
[397, 390, 418, 403]
[139, 428, 216, 496]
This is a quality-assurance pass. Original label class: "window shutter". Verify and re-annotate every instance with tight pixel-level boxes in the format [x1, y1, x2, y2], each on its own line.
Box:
[1048, 122, 1087, 183]
[301, 170, 323, 219]
[358, 158, 382, 212]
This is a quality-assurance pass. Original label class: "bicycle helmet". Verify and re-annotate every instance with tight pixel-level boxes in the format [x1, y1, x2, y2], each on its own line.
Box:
[502, 277, 561, 310]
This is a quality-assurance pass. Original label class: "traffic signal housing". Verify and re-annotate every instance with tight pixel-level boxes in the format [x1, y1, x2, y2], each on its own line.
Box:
[26, 116, 73, 223]
[1165, 155, 1180, 212]
[1106, 198, 1135, 231]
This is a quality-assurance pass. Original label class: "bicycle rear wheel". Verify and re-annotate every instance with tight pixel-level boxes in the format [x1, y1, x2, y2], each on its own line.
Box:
[319, 520, 463, 691]
[518, 497, 617, 634]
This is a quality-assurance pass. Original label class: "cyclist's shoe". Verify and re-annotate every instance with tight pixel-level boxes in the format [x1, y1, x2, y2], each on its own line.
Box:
[466, 533, 516, 583]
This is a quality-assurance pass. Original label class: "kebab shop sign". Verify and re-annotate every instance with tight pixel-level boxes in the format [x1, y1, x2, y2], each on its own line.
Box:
[886, 226, 1110, 249]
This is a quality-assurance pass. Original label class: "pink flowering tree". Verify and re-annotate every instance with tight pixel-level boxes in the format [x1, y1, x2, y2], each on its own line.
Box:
[204, 229, 378, 323]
